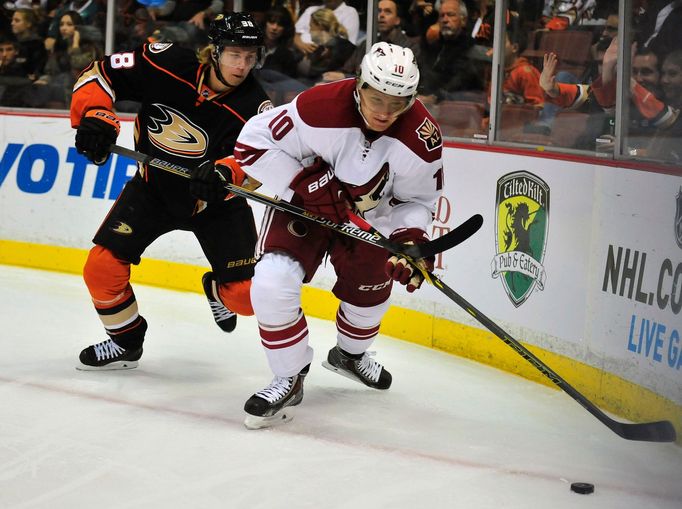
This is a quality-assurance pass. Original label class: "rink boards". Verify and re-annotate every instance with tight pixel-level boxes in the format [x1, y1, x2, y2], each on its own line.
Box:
[0, 110, 680, 442]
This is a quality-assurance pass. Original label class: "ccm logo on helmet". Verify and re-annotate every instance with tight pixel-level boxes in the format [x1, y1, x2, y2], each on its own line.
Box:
[306, 168, 335, 193]
[384, 80, 405, 88]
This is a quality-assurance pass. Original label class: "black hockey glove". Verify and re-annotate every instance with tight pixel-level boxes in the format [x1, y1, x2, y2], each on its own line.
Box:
[75, 109, 120, 165]
[190, 157, 245, 203]
[385, 228, 434, 293]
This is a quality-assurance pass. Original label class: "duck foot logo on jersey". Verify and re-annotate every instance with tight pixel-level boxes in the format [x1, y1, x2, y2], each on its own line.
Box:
[491, 171, 550, 307]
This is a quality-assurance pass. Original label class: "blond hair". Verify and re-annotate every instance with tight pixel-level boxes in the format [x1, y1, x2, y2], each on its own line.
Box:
[197, 44, 214, 65]
[310, 8, 348, 39]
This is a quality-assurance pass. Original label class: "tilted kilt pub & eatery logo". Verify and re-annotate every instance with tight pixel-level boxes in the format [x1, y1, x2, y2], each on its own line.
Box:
[491, 171, 550, 307]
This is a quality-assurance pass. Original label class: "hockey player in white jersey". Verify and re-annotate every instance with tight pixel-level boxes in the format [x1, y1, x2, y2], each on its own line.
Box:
[234, 42, 444, 428]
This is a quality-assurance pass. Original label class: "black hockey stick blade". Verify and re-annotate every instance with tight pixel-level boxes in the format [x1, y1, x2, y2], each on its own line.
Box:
[428, 275, 677, 443]
[110, 145, 481, 259]
[411, 213, 482, 259]
[609, 418, 677, 442]
[353, 211, 678, 443]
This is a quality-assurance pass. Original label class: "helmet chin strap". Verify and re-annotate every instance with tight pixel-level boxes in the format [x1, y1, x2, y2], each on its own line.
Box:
[353, 86, 373, 128]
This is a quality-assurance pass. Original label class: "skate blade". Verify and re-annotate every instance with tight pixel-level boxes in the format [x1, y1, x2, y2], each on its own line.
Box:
[244, 408, 296, 430]
[76, 360, 139, 371]
[321, 360, 363, 385]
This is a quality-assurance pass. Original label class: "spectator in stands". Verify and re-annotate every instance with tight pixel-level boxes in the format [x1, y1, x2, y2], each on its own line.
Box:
[531, 33, 612, 135]
[0, 35, 23, 76]
[660, 49, 682, 109]
[320, 0, 419, 82]
[417, 0, 483, 103]
[260, 6, 298, 77]
[647, 49, 682, 161]
[501, 13, 544, 108]
[115, 5, 157, 52]
[594, 13, 618, 49]
[274, 0, 313, 22]
[632, 48, 662, 98]
[294, 0, 359, 55]
[256, 7, 309, 106]
[540, 38, 681, 154]
[296, 7, 354, 83]
[44, 1, 100, 52]
[10, 7, 46, 79]
[0, 34, 32, 106]
[27, 10, 103, 108]
[27, 11, 87, 108]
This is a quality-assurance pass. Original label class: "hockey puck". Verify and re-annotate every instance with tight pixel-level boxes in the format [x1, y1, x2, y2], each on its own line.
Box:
[570, 482, 595, 495]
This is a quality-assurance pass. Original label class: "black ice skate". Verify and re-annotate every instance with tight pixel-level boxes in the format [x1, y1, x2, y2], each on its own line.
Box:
[202, 272, 237, 332]
[322, 346, 392, 390]
[77, 339, 142, 370]
[243, 365, 310, 429]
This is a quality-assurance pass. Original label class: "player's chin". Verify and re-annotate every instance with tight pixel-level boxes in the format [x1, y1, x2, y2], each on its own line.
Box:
[368, 118, 393, 132]
[226, 74, 247, 86]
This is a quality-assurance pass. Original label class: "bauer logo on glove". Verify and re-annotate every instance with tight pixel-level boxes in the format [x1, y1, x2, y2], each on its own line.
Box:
[289, 158, 350, 224]
[75, 108, 121, 165]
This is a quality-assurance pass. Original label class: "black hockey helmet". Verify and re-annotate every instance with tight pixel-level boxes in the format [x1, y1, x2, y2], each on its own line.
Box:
[208, 13, 264, 85]
[208, 12, 265, 86]
[209, 12, 264, 51]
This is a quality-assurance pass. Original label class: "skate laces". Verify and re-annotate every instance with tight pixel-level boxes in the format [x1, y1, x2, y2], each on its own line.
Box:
[256, 376, 294, 403]
[93, 340, 126, 361]
[204, 275, 235, 322]
[357, 352, 382, 382]
[208, 299, 236, 322]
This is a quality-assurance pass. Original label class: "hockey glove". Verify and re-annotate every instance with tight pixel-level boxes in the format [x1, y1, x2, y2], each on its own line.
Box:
[190, 156, 246, 203]
[75, 109, 120, 165]
[289, 158, 349, 224]
[385, 228, 435, 293]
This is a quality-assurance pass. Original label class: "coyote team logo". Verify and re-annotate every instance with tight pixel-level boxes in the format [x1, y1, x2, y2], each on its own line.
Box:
[675, 186, 682, 249]
[491, 171, 549, 307]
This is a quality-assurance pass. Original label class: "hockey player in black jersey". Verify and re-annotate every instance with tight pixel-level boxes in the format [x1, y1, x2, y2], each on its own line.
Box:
[71, 13, 272, 370]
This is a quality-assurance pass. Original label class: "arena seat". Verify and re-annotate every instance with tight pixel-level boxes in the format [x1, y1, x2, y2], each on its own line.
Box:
[436, 100, 486, 139]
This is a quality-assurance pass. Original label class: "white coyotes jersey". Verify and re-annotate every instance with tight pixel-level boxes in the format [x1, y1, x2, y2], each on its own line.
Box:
[235, 79, 444, 236]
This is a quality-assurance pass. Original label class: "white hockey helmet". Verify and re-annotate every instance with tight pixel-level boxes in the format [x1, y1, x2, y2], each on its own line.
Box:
[358, 42, 420, 98]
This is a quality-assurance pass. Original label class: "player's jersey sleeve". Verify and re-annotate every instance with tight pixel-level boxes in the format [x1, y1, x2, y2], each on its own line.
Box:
[234, 98, 317, 200]
[71, 43, 182, 127]
[545, 83, 591, 109]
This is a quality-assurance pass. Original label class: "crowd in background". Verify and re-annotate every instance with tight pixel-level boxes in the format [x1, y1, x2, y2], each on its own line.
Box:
[0, 0, 680, 164]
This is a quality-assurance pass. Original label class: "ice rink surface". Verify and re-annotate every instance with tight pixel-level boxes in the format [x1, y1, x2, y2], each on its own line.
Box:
[1, 265, 680, 509]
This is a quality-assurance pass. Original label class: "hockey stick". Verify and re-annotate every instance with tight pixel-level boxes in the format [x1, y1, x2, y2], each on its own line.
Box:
[345, 216, 677, 443]
[110, 144, 483, 259]
[110, 145, 676, 442]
